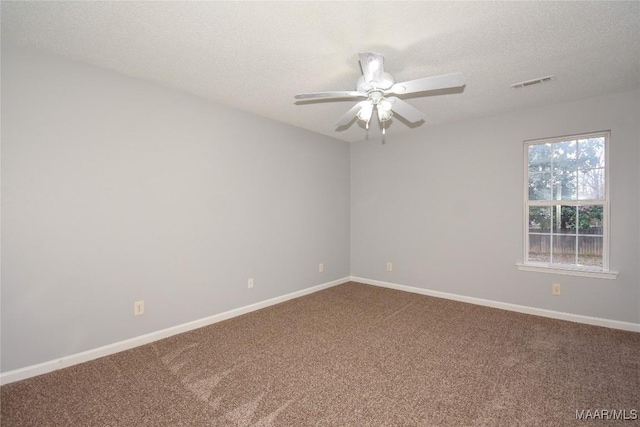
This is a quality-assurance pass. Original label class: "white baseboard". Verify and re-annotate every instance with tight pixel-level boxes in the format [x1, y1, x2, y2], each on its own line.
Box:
[0, 276, 350, 386]
[350, 276, 640, 333]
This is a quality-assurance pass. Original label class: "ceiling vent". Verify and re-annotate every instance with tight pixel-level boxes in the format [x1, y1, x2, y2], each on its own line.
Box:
[510, 75, 555, 90]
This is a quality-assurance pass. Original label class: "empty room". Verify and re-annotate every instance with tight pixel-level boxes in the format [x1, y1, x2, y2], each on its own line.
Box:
[1, 1, 639, 426]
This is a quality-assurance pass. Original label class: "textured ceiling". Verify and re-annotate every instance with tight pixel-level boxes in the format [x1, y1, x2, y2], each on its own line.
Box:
[2, 1, 639, 143]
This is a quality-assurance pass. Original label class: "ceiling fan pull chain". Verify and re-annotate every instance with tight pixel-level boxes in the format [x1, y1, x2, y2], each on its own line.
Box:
[381, 120, 386, 144]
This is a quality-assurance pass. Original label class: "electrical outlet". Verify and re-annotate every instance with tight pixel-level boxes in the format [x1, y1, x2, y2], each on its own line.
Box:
[386, 262, 393, 272]
[134, 300, 144, 316]
[319, 263, 324, 273]
[552, 283, 561, 296]
[248, 278, 254, 289]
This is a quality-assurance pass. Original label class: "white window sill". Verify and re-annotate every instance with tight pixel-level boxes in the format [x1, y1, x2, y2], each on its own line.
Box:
[516, 263, 618, 279]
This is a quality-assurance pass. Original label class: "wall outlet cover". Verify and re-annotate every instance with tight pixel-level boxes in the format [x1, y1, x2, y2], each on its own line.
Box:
[134, 300, 145, 316]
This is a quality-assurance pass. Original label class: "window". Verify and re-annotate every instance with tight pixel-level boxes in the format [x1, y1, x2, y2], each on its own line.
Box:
[519, 131, 617, 279]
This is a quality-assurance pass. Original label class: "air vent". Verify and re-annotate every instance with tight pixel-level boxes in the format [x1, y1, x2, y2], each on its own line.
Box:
[510, 75, 555, 90]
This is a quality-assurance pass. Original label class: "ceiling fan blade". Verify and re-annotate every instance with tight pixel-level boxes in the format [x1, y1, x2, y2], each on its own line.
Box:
[359, 52, 385, 86]
[388, 73, 465, 95]
[387, 97, 425, 123]
[295, 91, 365, 100]
[335, 101, 369, 127]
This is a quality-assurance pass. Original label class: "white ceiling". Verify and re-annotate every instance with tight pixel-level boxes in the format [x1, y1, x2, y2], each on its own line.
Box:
[2, 1, 639, 143]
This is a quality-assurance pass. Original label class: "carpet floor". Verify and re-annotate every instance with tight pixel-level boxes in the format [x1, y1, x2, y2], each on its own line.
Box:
[1, 281, 639, 426]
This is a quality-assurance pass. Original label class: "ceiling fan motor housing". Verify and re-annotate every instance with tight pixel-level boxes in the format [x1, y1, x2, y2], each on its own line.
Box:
[356, 72, 395, 93]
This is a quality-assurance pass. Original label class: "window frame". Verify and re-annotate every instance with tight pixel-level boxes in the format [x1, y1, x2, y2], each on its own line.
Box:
[517, 131, 618, 279]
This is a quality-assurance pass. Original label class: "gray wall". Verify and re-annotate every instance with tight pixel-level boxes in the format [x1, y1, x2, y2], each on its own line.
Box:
[351, 90, 640, 324]
[1, 45, 351, 372]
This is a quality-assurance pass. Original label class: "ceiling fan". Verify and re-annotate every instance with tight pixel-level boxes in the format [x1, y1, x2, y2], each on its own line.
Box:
[295, 52, 466, 134]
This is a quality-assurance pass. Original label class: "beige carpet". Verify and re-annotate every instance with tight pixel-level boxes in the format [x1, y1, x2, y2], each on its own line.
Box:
[2, 282, 639, 426]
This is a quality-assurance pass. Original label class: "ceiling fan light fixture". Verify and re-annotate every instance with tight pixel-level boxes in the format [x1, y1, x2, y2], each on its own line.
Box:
[357, 101, 374, 123]
[376, 97, 393, 122]
[377, 106, 392, 122]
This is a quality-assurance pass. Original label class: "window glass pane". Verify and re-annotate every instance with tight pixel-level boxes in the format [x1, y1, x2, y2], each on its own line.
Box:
[524, 133, 608, 271]
[552, 235, 577, 265]
[528, 172, 551, 200]
[578, 137, 605, 169]
[578, 168, 604, 200]
[577, 205, 603, 235]
[553, 171, 577, 200]
[529, 206, 551, 232]
[552, 205, 576, 234]
[528, 235, 550, 263]
[552, 139, 577, 171]
[577, 236, 603, 267]
[528, 143, 552, 173]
